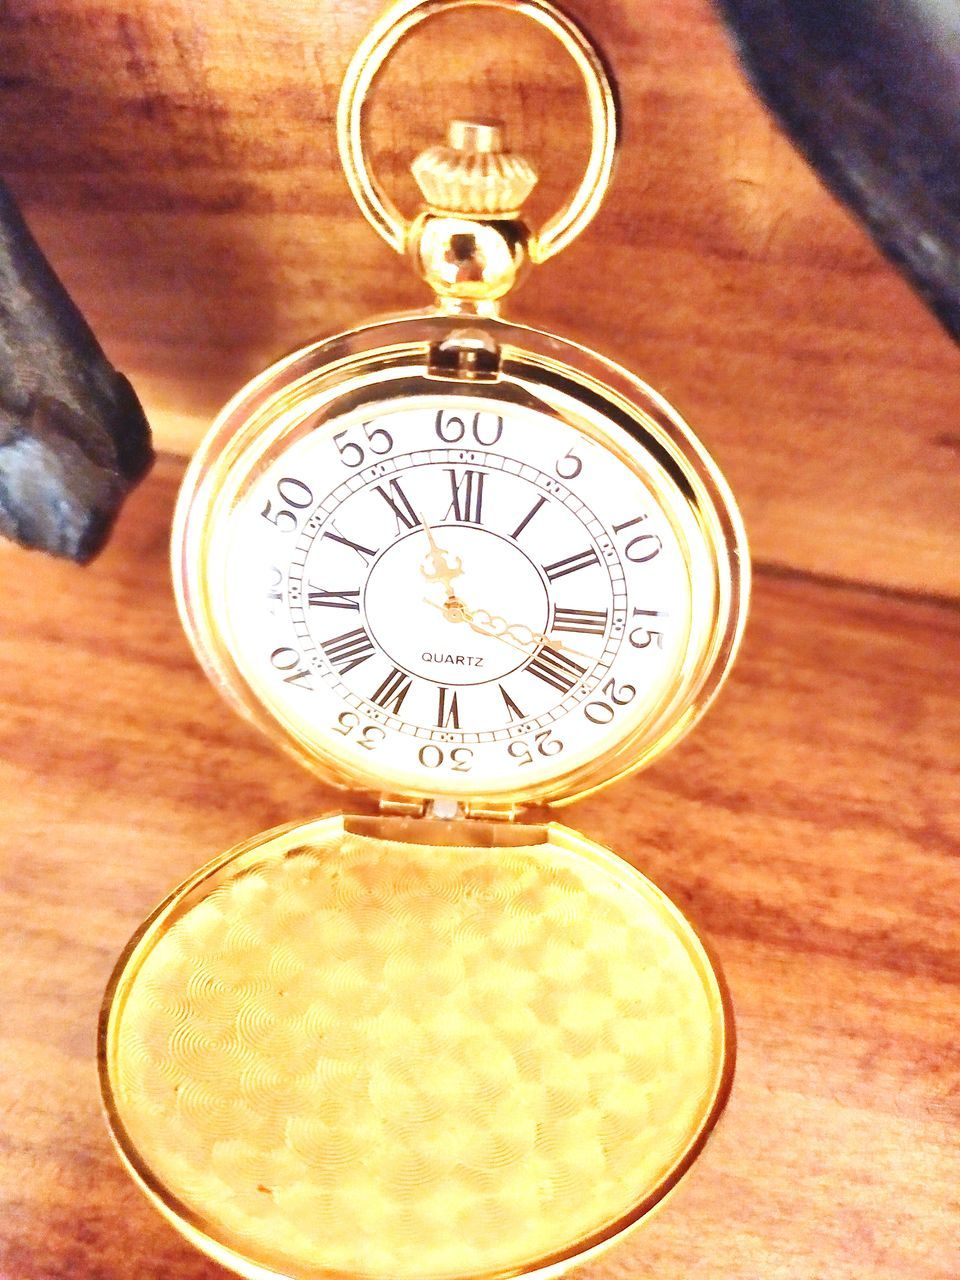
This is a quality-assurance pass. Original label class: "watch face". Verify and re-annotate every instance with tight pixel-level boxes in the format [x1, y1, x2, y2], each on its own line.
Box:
[176, 323, 746, 807]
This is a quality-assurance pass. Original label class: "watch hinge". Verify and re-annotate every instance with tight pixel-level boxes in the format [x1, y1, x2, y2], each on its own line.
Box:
[463, 801, 519, 822]
[377, 795, 519, 822]
[378, 795, 428, 818]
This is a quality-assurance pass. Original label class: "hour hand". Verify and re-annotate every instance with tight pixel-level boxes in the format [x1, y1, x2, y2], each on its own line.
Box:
[419, 514, 463, 592]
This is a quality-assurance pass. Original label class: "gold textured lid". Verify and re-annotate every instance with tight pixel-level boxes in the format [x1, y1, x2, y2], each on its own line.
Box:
[411, 119, 539, 215]
[100, 814, 733, 1280]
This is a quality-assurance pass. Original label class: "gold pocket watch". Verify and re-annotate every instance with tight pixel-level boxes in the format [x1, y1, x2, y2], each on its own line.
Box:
[99, 2, 749, 1278]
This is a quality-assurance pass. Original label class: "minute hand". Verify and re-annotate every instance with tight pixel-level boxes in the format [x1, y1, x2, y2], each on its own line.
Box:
[459, 606, 594, 661]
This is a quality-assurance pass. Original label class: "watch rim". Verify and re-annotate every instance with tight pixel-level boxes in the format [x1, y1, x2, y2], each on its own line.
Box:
[171, 311, 750, 810]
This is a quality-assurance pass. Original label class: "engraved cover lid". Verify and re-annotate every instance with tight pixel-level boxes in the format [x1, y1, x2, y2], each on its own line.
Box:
[100, 813, 734, 1280]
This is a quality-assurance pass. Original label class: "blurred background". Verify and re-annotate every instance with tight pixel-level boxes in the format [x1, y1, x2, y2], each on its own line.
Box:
[0, 0, 957, 591]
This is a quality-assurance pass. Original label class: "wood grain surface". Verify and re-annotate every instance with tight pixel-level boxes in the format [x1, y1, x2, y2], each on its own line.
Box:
[0, 0, 958, 596]
[2, 456, 958, 1279]
[2, 1, 959, 1276]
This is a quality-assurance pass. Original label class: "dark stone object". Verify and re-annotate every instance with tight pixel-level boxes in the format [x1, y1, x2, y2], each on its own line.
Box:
[0, 179, 152, 562]
[713, 0, 960, 342]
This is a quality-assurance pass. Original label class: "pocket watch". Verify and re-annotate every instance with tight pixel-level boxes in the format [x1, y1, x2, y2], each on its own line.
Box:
[99, 3, 749, 1279]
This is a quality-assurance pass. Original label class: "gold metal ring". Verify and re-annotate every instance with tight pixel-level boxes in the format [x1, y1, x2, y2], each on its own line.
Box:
[336, 0, 619, 263]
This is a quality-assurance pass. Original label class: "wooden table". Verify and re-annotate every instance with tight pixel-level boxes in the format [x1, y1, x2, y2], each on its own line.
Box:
[2, 454, 958, 1279]
[2, 0, 960, 1273]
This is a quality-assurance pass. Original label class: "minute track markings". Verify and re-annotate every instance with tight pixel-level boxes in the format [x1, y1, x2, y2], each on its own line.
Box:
[293, 449, 618, 561]
[285, 444, 633, 743]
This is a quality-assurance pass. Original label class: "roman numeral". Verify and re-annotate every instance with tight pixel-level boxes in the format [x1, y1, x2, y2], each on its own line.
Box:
[498, 684, 525, 721]
[510, 495, 546, 540]
[525, 645, 586, 694]
[445, 468, 485, 524]
[321, 627, 375, 675]
[436, 687, 460, 728]
[373, 479, 417, 531]
[322, 524, 379, 565]
[542, 547, 600, 581]
[307, 585, 360, 610]
[371, 667, 413, 715]
[552, 605, 608, 636]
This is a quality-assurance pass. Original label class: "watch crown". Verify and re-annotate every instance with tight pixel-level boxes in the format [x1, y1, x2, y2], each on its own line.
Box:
[412, 119, 538, 216]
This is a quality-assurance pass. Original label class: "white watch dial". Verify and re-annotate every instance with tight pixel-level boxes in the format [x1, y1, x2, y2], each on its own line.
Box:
[218, 397, 695, 797]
